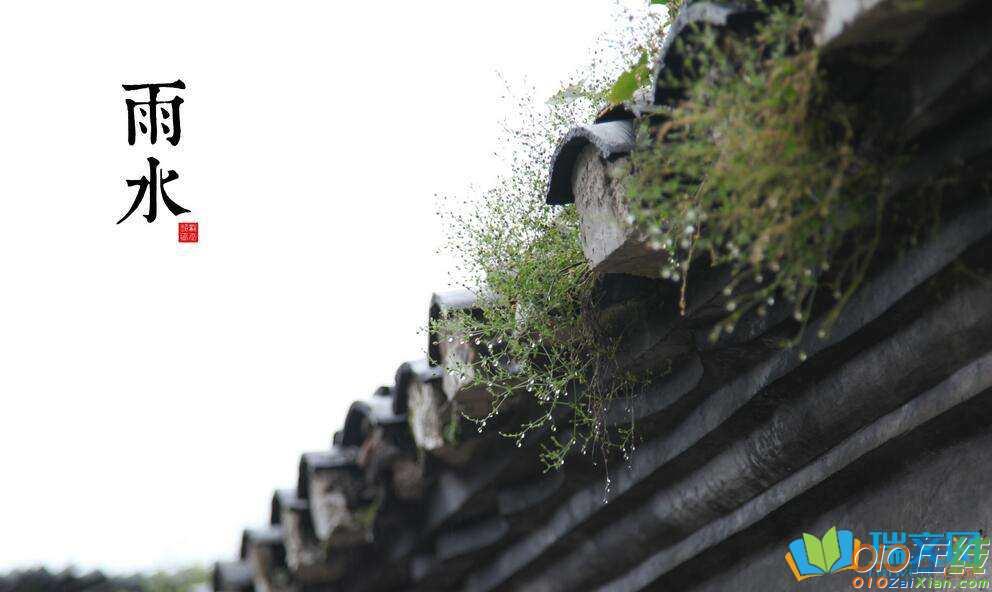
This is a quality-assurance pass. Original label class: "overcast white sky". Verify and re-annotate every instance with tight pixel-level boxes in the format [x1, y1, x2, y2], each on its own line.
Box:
[0, 0, 652, 575]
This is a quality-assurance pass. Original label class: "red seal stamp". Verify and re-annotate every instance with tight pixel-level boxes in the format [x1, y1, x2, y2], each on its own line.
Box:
[178, 222, 198, 243]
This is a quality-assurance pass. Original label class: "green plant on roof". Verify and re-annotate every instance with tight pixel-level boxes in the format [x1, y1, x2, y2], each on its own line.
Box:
[434, 0, 956, 477]
[434, 4, 664, 473]
[626, 0, 949, 351]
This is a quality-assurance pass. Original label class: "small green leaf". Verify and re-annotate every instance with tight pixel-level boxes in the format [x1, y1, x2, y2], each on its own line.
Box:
[608, 71, 640, 104]
[650, 0, 669, 4]
[607, 51, 652, 104]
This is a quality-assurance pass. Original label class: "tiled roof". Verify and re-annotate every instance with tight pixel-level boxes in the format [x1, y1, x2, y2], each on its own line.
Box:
[214, 1, 992, 591]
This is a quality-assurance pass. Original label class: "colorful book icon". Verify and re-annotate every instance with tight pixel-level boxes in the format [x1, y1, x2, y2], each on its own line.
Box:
[785, 527, 856, 581]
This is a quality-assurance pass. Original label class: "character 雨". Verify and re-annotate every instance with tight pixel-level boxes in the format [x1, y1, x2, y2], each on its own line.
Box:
[123, 80, 186, 146]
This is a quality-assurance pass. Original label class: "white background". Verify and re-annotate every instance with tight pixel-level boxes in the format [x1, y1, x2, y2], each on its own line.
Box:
[0, 0, 649, 574]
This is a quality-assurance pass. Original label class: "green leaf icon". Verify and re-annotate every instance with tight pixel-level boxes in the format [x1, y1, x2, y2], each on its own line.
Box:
[803, 527, 842, 573]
